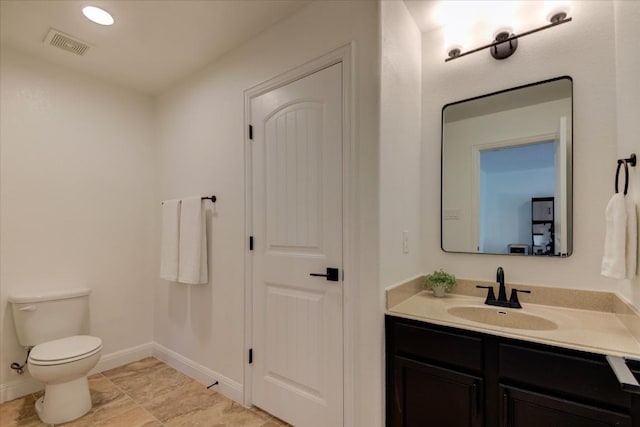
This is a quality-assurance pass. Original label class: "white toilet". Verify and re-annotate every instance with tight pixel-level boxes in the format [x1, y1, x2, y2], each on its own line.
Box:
[9, 288, 103, 425]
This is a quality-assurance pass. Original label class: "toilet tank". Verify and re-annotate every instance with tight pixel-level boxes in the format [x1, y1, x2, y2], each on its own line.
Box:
[8, 288, 91, 347]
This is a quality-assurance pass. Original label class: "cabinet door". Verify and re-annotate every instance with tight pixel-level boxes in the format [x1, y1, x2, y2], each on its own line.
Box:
[500, 385, 631, 427]
[392, 356, 483, 427]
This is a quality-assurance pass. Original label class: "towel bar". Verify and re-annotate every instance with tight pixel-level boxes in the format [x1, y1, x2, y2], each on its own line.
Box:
[615, 154, 636, 196]
[161, 196, 216, 205]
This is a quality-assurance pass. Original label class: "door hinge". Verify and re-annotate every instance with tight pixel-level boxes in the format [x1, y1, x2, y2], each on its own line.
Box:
[249, 236, 254, 251]
[249, 125, 253, 140]
[249, 348, 253, 364]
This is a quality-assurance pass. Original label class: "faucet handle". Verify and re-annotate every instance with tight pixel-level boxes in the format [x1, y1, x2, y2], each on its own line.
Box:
[476, 285, 496, 303]
[508, 288, 531, 308]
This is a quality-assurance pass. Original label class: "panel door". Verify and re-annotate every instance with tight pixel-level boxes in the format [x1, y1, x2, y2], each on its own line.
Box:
[250, 63, 343, 427]
[392, 356, 484, 427]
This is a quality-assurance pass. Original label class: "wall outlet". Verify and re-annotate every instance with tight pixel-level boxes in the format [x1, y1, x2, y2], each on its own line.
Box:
[402, 231, 409, 254]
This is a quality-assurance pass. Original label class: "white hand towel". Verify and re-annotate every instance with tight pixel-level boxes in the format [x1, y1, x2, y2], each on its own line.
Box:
[160, 199, 180, 281]
[626, 199, 638, 279]
[178, 197, 208, 284]
[601, 193, 627, 279]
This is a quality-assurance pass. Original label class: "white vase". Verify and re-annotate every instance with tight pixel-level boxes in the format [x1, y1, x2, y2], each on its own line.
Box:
[432, 285, 446, 297]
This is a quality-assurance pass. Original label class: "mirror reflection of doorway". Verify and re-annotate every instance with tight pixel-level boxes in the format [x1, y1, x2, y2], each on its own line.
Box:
[478, 141, 555, 254]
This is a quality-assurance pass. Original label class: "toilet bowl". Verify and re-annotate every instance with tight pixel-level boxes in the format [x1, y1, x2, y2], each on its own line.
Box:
[9, 288, 102, 424]
[28, 335, 103, 425]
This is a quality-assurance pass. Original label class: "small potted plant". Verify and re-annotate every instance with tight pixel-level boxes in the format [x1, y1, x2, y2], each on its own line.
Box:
[424, 269, 456, 297]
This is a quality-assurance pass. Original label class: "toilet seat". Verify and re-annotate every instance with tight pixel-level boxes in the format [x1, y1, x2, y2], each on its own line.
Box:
[29, 335, 102, 366]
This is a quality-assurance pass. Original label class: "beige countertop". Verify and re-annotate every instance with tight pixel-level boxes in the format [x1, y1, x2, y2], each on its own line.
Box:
[386, 277, 640, 359]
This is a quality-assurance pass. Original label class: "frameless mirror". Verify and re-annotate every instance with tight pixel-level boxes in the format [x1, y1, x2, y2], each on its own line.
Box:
[441, 77, 572, 256]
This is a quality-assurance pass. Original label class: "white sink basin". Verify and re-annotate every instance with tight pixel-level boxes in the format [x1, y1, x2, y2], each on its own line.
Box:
[447, 305, 558, 331]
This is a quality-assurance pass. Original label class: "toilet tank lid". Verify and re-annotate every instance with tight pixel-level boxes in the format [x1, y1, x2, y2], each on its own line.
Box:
[8, 288, 91, 304]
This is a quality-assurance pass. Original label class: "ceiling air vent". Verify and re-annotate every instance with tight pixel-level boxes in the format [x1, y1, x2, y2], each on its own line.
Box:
[44, 29, 91, 56]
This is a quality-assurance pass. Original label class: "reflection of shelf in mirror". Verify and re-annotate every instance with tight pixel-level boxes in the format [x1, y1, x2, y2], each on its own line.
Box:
[444, 209, 461, 220]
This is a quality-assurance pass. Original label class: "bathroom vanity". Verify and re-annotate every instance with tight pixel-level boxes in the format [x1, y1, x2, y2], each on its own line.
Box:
[385, 281, 640, 426]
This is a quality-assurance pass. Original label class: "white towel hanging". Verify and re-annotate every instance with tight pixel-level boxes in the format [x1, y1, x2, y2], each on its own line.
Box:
[160, 199, 180, 281]
[601, 193, 627, 279]
[178, 196, 208, 284]
[626, 199, 638, 279]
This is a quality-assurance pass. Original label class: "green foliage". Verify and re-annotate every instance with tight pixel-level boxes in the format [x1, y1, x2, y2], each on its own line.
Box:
[424, 269, 457, 291]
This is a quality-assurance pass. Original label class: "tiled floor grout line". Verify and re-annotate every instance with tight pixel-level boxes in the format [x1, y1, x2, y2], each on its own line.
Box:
[99, 371, 167, 427]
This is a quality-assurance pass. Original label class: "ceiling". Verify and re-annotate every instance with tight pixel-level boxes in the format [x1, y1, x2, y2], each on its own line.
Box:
[403, 0, 441, 33]
[0, 0, 308, 95]
[2, 0, 515, 96]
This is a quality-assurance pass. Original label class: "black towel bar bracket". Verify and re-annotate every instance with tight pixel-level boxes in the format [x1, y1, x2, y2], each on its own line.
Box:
[619, 153, 637, 167]
[615, 153, 636, 196]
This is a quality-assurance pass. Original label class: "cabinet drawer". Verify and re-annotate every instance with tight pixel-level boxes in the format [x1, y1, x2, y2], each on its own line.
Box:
[499, 343, 631, 408]
[393, 322, 483, 372]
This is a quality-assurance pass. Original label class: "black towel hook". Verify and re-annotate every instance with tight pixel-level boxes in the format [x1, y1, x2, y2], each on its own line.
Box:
[615, 153, 636, 196]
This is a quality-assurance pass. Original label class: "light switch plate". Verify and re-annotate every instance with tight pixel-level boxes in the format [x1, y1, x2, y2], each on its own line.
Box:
[402, 231, 409, 254]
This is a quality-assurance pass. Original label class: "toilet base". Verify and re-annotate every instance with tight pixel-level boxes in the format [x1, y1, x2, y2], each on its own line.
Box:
[34, 376, 92, 425]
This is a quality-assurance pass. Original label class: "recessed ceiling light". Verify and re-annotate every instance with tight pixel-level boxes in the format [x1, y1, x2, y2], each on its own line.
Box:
[82, 6, 114, 26]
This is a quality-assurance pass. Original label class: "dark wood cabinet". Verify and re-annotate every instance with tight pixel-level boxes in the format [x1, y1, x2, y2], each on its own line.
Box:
[386, 315, 640, 427]
[500, 385, 632, 427]
[393, 356, 483, 427]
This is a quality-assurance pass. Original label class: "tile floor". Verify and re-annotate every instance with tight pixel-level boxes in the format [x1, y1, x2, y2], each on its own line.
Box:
[0, 357, 290, 427]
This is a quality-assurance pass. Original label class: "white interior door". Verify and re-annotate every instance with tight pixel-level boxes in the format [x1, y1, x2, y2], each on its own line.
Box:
[250, 63, 343, 427]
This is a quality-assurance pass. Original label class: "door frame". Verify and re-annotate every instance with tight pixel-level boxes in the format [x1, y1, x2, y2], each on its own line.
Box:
[470, 132, 556, 252]
[243, 43, 355, 426]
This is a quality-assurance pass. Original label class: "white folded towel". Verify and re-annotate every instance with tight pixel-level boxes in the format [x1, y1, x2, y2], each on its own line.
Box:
[178, 196, 208, 284]
[160, 199, 180, 281]
[601, 193, 627, 279]
[626, 199, 638, 279]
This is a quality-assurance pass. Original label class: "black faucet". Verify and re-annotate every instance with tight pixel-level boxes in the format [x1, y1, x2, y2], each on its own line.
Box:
[476, 266, 531, 309]
[496, 266, 507, 302]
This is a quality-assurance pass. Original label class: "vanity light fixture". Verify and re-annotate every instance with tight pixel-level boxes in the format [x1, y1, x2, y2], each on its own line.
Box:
[446, 6, 571, 62]
[82, 6, 114, 26]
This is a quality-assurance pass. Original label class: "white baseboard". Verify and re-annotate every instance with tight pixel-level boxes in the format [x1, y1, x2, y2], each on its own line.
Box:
[0, 341, 243, 406]
[152, 343, 244, 404]
[90, 342, 154, 375]
[0, 377, 42, 404]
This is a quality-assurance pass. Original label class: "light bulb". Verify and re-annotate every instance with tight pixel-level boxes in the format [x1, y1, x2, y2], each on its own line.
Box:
[544, 1, 571, 23]
[487, 1, 520, 37]
[437, 2, 478, 58]
[82, 6, 114, 26]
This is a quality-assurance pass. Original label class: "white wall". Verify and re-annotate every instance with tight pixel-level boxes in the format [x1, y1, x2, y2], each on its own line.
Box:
[615, 0, 640, 303]
[421, 2, 630, 296]
[0, 47, 157, 397]
[380, 0, 423, 289]
[154, 2, 381, 425]
[481, 166, 555, 253]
